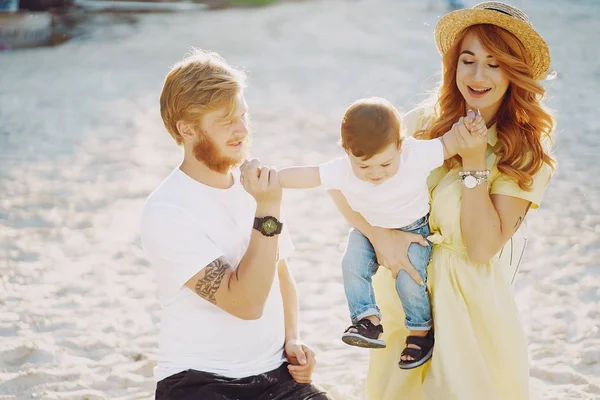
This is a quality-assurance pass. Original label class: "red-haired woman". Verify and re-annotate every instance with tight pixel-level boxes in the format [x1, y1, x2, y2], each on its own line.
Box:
[331, 2, 556, 399]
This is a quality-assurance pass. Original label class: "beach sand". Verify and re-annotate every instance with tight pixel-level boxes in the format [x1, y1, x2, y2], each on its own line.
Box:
[1, 0, 599, 398]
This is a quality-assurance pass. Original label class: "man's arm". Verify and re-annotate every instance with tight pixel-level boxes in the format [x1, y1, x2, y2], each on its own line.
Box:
[184, 161, 283, 320]
[278, 258, 299, 342]
[184, 201, 281, 320]
[278, 258, 319, 384]
[277, 166, 321, 189]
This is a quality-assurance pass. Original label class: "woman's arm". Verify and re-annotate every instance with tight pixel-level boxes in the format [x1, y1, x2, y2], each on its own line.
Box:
[461, 156, 531, 263]
[278, 166, 321, 189]
[327, 189, 428, 282]
[456, 111, 532, 263]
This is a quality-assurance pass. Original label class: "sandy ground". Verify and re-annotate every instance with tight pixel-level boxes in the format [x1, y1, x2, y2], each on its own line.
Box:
[1, 0, 599, 399]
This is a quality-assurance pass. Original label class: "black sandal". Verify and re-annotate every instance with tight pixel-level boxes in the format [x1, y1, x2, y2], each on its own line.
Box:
[341, 319, 385, 349]
[398, 331, 434, 369]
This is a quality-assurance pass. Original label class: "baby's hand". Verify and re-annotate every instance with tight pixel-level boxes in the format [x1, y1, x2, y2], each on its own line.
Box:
[466, 109, 487, 137]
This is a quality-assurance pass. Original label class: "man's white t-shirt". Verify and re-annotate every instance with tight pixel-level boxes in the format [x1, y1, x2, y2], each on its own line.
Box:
[320, 137, 444, 229]
[140, 167, 294, 381]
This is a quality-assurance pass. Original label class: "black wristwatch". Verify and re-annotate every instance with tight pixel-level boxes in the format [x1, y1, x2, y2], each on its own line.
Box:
[253, 216, 283, 237]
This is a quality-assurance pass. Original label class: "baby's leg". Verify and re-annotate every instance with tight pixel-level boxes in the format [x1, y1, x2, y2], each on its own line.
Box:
[395, 238, 432, 333]
[395, 219, 434, 366]
[341, 228, 384, 348]
[342, 228, 381, 323]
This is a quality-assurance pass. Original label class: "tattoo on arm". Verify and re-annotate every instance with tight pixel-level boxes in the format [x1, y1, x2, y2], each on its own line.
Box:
[514, 217, 522, 231]
[194, 258, 230, 304]
[513, 203, 532, 233]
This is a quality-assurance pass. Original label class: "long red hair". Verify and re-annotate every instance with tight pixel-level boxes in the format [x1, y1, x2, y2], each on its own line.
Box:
[419, 24, 555, 190]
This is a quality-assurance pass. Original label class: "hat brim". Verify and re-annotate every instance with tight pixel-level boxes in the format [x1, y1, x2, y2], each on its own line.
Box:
[435, 9, 551, 80]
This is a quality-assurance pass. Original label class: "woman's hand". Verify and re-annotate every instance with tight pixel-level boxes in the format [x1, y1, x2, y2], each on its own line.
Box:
[369, 227, 429, 283]
[454, 110, 488, 164]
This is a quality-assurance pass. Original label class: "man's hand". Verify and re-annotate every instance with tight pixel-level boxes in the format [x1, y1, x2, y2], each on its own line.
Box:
[240, 159, 282, 206]
[284, 339, 316, 384]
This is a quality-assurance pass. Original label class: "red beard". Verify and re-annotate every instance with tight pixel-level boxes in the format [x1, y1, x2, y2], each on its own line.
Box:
[193, 132, 246, 174]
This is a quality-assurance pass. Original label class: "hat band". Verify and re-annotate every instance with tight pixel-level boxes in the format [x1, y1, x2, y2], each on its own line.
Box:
[482, 7, 512, 16]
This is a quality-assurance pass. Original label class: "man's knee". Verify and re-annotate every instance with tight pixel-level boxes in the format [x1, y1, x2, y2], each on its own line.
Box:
[310, 393, 333, 400]
[301, 382, 332, 400]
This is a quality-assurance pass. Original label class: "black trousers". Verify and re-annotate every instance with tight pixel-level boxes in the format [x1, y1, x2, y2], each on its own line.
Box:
[155, 363, 332, 400]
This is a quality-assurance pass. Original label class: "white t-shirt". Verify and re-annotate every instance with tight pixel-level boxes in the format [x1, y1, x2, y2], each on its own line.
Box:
[319, 137, 444, 228]
[140, 167, 294, 381]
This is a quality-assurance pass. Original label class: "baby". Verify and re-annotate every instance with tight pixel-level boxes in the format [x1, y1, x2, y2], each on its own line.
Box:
[276, 97, 485, 369]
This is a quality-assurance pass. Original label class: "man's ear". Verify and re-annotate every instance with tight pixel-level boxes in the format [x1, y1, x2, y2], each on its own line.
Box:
[176, 120, 196, 141]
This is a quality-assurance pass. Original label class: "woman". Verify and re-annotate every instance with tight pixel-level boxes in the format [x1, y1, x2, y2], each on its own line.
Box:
[330, 2, 556, 399]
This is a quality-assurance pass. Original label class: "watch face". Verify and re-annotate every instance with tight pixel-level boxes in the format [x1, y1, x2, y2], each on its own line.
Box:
[464, 175, 478, 189]
[262, 218, 278, 234]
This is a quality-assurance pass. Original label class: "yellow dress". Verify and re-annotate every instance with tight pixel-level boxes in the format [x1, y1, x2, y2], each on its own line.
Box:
[366, 108, 554, 400]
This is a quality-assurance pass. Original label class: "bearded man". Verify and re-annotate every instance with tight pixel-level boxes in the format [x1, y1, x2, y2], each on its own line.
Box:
[140, 49, 331, 400]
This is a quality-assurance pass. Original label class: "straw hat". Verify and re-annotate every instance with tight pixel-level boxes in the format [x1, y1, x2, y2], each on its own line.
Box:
[434, 2, 551, 80]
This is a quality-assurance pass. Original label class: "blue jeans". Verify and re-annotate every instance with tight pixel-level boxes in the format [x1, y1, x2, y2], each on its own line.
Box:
[341, 215, 433, 331]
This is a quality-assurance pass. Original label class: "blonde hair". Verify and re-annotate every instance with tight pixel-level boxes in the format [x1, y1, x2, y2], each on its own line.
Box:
[419, 24, 555, 190]
[160, 48, 247, 145]
[340, 97, 403, 160]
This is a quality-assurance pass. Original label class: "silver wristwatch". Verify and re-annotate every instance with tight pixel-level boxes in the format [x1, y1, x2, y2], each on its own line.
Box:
[459, 170, 489, 189]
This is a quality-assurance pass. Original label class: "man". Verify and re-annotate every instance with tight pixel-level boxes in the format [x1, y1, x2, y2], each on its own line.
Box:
[140, 49, 331, 399]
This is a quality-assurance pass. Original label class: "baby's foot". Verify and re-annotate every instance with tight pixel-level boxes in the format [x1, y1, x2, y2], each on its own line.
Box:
[398, 330, 434, 369]
[341, 319, 385, 349]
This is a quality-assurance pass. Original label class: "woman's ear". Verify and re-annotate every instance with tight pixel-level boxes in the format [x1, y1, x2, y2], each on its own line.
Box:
[176, 120, 196, 141]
